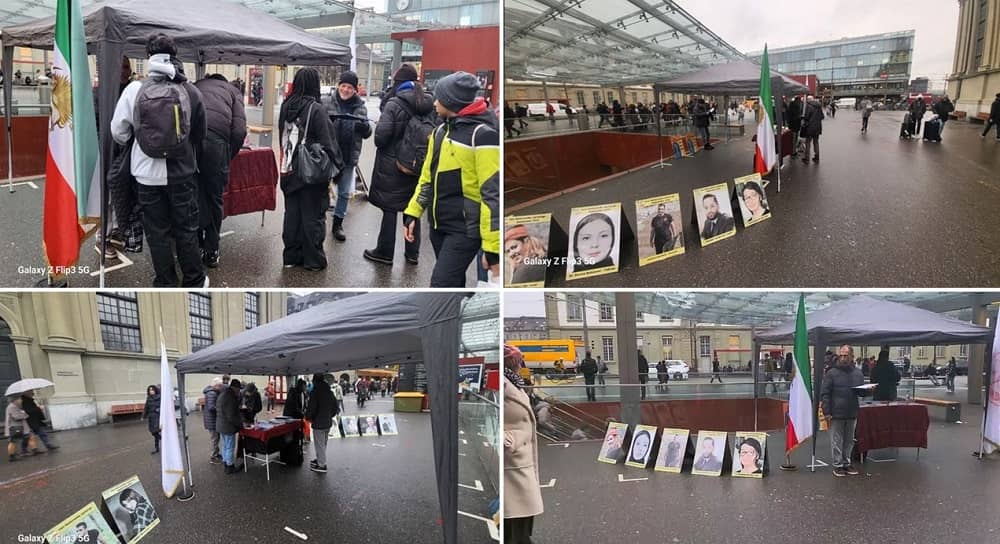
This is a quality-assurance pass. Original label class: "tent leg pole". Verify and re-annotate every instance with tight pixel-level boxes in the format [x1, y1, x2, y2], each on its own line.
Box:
[176, 371, 195, 501]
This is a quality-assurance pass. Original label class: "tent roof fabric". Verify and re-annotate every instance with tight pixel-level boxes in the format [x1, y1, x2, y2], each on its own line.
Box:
[754, 295, 993, 346]
[655, 59, 810, 95]
[176, 292, 466, 375]
[1, 0, 351, 66]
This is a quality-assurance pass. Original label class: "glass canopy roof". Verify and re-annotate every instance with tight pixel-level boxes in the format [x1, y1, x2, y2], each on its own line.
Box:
[505, 0, 744, 85]
[461, 292, 500, 364]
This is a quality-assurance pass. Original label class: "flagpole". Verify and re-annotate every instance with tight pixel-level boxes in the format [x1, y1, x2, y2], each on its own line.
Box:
[977, 313, 996, 459]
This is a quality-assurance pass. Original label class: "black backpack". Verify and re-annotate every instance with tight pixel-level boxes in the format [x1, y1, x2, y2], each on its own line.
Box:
[394, 97, 437, 176]
[133, 75, 192, 159]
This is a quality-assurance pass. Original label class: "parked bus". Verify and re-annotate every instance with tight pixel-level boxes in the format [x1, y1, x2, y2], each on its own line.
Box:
[509, 339, 581, 372]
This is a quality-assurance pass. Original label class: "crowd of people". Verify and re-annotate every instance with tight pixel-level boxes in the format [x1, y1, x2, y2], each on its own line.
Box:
[98, 31, 499, 288]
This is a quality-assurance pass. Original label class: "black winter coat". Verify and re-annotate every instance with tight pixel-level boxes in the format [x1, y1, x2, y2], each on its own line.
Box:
[194, 75, 247, 159]
[369, 87, 435, 212]
[305, 380, 337, 430]
[579, 357, 598, 377]
[991, 98, 1000, 121]
[870, 361, 900, 401]
[142, 387, 161, 435]
[786, 99, 803, 130]
[801, 101, 824, 138]
[216, 386, 242, 435]
[637, 354, 649, 374]
[322, 92, 371, 167]
[283, 386, 305, 419]
[202, 385, 219, 431]
[21, 396, 46, 432]
[821, 364, 865, 419]
[279, 95, 342, 195]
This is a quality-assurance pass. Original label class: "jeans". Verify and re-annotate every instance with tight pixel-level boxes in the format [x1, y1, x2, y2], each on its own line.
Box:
[803, 136, 820, 160]
[946, 374, 956, 392]
[282, 184, 329, 269]
[332, 166, 356, 220]
[197, 134, 230, 254]
[313, 427, 330, 466]
[696, 126, 710, 146]
[428, 229, 480, 287]
[137, 178, 206, 287]
[598, 373, 606, 386]
[861, 116, 870, 132]
[373, 210, 420, 261]
[983, 119, 1000, 139]
[829, 418, 857, 468]
[210, 431, 220, 459]
[584, 375, 596, 401]
[220, 433, 236, 466]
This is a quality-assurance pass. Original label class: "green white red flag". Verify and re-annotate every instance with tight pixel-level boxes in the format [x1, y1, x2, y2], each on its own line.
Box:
[754, 45, 777, 176]
[44, 0, 100, 271]
[786, 293, 814, 454]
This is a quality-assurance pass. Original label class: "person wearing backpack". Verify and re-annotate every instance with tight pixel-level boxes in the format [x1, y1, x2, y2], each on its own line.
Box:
[111, 33, 208, 287]
[364, 64, 435, 266]
[321, 71, 372, 242]
[403, 72, 500, 287]
[194, 73, 247, 269]
[278, 68, 342, 272]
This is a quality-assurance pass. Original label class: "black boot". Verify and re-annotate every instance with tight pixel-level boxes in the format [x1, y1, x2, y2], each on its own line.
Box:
[151, 437, 160, 454]
[332, 216, 346, 242]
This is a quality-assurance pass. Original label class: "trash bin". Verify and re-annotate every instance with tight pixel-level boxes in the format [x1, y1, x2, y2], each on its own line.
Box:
[393, 392, 424, 413]
[577, 114, 590, 131]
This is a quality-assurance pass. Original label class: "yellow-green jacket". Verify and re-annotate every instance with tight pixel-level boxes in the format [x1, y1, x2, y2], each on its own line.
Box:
[404, 108, 500, 255]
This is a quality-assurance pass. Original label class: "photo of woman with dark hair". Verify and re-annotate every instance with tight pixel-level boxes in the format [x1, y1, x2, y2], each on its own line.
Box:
[505, 223, 549, 286]
[118, 487, 157, 537]
[626, 427, 655, 468]
[567, 208, 621, 280]
[739, 181, 770, 222]
[732, 433, 767, 478]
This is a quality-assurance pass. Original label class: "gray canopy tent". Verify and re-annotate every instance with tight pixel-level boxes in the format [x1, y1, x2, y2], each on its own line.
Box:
[1, 0, 350, 276]
[175, 292, 468, 544]
[754, 295, 994, 467]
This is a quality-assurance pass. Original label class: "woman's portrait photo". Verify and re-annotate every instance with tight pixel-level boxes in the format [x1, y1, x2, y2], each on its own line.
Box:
[635, 194, 685, 266]
[567, 203, 622, 281]
[598, 422, 628, 464]
[100, 476, 160, 543]
[341, 415, 359, 437]
[735, 174, 771, 227]
[732, 432, 767, 478]
[359, 415, 378, 436]
[379, 414, 398, 435]
[655, 428, 690, 473]
[625, 425, 657, 468]
[504, 216, 551, 287]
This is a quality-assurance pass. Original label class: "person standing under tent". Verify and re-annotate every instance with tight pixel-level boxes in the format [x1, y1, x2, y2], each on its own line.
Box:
[216, 379, 242, 475]
[322, 70, 371, 242]
[800, 96, 824, 164]
[306, 373, 338, 474]
[202, 377, 223, 464]
[821, 345, 867, 477]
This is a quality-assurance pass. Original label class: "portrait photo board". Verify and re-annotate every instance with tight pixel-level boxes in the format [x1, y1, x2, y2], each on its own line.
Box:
[45, 502, 120, 544]
[692, 182, 737, 247]
[654, 428, 692, 474]
[358, 414, 379, 436]
[733, 173, 772, 228]
[597, 421, 630, 464]
[100, 475, 160, 543]
[504, 213, 553, 288]
[378, 414, 399, 436]
[625, 424, 659, 468]
[340, 415, 359, 438]
[566, 203, 623, 281]
[731, 431, 769, 478]
[635, 194, 685, 266]
[691, 430, 730, 477]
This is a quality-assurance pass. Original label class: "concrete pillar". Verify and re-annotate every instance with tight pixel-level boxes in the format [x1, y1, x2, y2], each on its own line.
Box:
[954, 0, 969, 75]
[968, 300, 989, 405]
[262, 65, 276, 127]
[34, 294, 94, 429]
[980, 0, 999, 70]
[36, 292, 81, 348]
[618, 85, 626, 104]
[541, 80, 550, 104]
[10, 336, 33, 381]
[392, 40, 403, 73]
[616, 293, 640, 426]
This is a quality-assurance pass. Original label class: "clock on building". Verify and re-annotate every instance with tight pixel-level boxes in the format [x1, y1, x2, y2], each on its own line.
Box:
[396, 0, 410, 11]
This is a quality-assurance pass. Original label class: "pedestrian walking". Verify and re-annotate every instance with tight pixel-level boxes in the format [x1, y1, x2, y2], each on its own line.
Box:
[800, 96, 824, 164]
[909, 96, 927, 135]
[356, 378, 369, 408]
[5, 395, 29, 462]
[946, 357, 958, 393]
[403, 71, 500, 287]
[141, 385, 161, 455]
[637, 350, 649, 400]
[710, 357, 723, 384]
[503, 103, 521, 138]
[110, 33, 208, 287]
[933, 96, 954, 135]
[860, 99, 873, 134]
[579, 351, 598, 401]
[216, 379, 243, 474]
[279, 68, 343, 272]
[322, 70, 371, 242]
[597, 356, 607, 387]
[306, 373, 338, 473]
[503, 345, 543, 544]
[193, 73, 246, 269]
[332, 379, 345, 414]
[656, 360, 668, 393]
[981, 93, 1000, 140]
[365, 64, 435, 267]
[203, 377, 223, 464]
[19, 391, 58, 453]
[821, 345, 868, 477]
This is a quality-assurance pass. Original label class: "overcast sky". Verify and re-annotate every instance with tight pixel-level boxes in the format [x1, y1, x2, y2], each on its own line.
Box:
[506, 292, 546, 318]
[681, 0, 959, 82]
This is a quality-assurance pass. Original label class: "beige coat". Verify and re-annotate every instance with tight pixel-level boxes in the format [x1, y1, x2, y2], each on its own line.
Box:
[503, 377, 543, 519]
[5, 401, 27, 436]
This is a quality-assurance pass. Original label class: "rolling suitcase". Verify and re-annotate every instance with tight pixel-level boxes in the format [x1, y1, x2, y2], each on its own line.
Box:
[922, 118, 942, 142]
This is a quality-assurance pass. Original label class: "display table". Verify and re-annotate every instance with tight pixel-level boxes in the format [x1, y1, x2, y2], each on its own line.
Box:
[853, 403, 930, 462]
[224, 147, 278, 220]
[238, 419, 303, 480]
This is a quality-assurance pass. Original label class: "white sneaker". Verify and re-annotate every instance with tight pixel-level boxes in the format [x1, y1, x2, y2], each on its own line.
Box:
[203, 276, 210, 288]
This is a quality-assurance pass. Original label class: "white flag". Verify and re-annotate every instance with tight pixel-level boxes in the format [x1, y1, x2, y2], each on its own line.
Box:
[159, 333, 185, 497]
[349, 15, 358, 73]
[986, 325, 1000, 453]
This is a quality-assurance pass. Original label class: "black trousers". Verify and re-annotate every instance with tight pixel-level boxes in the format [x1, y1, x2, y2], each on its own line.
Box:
[374, 210, 420, 262]
[137, 178, 206, 287]
[282, 184, 329, 270]
[429, 229, 479, 287]
[504, 517, 534, 544]
[638, 374, 647, 399]
[584, 375, 596, 401]
[198, 134, 230, 254]
[983, 119, 1000, 138]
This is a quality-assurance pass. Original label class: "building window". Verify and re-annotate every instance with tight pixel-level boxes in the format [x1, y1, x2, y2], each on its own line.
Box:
[659, 315, 671, 322]
[631, 92, 638, 104]
[97, 292, 142, 353]
[602, 336, 615, 362]
[244, 293, 260, 329]
[661, 335, 673, 358]
[699, 336, 712, 358]
[566, 295, 583, 321]
[959, 344, 968, 357]
[636, 311, 644, 321]
[188, 293, 213, 352]
[599, 303, 614, 322]
[593, 90, 601, 105]
[576, 91, 585, 106]
[636, 336, 643, 349]
[899, 346, 912, 357]
[935, 346, 945, 358]
[917, 346, 926, 358]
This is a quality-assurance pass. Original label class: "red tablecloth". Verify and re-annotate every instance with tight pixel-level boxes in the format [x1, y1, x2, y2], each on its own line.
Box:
[854, 403, 930, 455]
[224, 147, 278, 218]
[239, 419, 302, 442]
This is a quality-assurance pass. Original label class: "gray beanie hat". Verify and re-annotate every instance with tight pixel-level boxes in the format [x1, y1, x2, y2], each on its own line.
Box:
[434, 71, 480, 113]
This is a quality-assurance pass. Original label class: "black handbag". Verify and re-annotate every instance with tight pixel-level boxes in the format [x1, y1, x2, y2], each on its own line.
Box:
[296, 103, 338, 185]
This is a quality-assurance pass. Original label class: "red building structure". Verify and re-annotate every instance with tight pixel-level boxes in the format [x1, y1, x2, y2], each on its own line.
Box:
[390, 26, 499, 106]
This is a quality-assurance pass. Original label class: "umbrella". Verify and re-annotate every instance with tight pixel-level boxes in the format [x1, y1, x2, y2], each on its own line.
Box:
[5, 378, 55, 397]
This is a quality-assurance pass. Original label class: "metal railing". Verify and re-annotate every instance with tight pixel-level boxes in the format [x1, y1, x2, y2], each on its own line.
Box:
[459, 388, 500, 492]
[504, 111, 753, 142]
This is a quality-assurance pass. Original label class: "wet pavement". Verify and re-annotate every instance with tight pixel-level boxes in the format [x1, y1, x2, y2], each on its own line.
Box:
[530, 393, 1000, 544]
[0, 98, 478, 288]
[508, 111, 1000, 287]
[0, 397, 497, 543]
